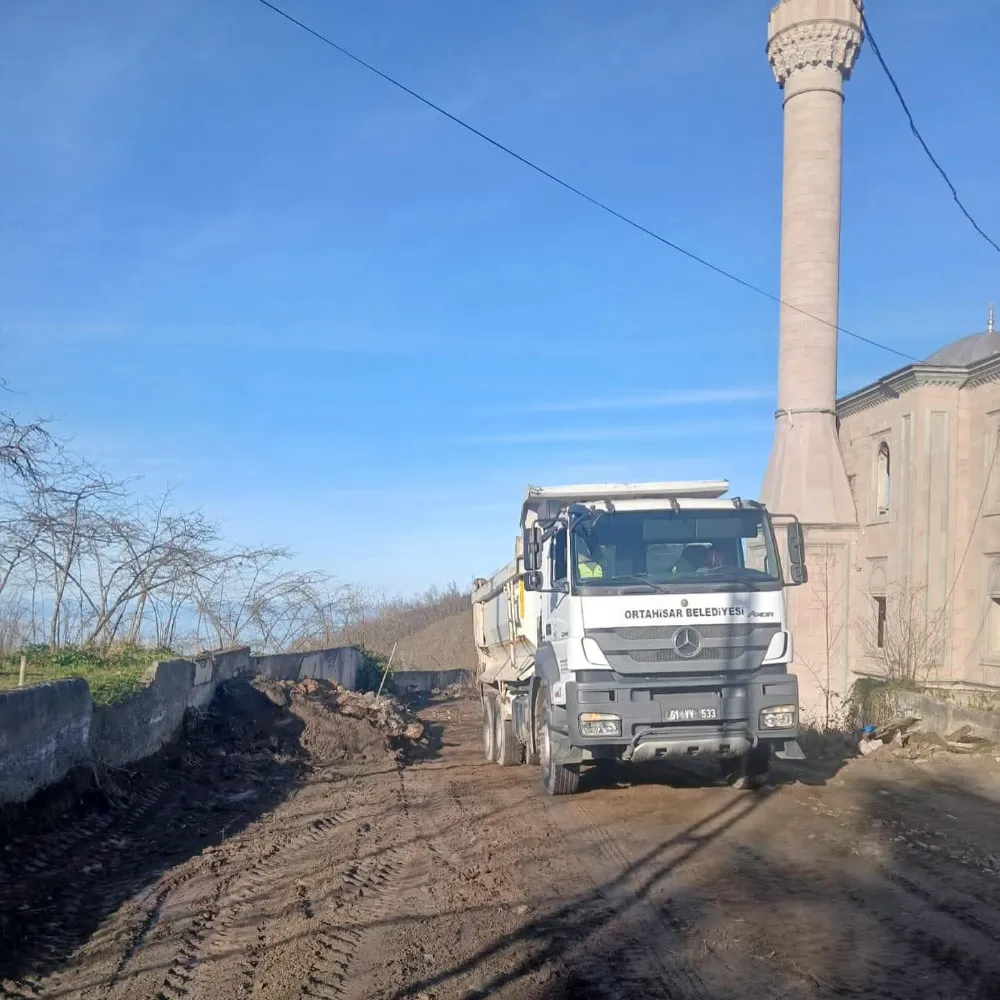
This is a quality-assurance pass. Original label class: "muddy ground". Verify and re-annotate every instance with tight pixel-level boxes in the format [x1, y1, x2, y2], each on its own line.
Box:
[3, 684, 1000, 1000]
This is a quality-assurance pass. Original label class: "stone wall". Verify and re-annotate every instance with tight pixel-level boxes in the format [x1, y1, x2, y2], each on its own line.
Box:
[0, 645, 462, 806]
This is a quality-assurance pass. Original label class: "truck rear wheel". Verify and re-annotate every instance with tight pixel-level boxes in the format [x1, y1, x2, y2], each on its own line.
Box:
[482, 694, 499, 763]
[496, 714, 524, 767]
[536, 689, 579, 796]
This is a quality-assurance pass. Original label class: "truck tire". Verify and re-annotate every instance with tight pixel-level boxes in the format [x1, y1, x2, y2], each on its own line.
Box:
[496, 714, 524, 767]
[482, 694, 499, 763]
[536, 689, 579, 796]
[721, 744, 770, 790]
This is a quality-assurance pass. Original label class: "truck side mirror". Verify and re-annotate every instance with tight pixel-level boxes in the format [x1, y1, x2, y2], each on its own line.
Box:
[522, 526, 542, 572]
[786, 521, 808, 585]
[535, 499, 561, 525]
[523, 570, 543, 592]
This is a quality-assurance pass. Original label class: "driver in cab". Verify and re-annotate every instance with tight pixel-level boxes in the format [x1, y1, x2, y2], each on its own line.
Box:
[672, 542, 735, 576]
[698, 542, 736, 572]
[575, 534, 604, 580]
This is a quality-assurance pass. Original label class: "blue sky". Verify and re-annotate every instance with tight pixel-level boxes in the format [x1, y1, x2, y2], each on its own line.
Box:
[3, 0, 998, 595]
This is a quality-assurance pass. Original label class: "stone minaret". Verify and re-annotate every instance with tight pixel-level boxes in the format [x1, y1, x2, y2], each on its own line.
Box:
[760, 0, 863, 525]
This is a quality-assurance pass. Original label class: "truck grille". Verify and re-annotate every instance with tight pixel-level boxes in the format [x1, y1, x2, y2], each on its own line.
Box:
[609, 624, 755, 640]
[626, 647, 738, 663]
[586, 622, 781, 670]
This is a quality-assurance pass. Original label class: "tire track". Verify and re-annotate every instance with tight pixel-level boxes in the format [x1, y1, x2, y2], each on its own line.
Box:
[212, 812, 358, 996]
[153, 877, 232, 1000]
[0, 778, 179, 994]
[735, 844, 1000, 998]
[539, 795, 732, 1000]
[98, 865, 204, 994]
[300, 854, 403, 1000]
[155, 809, 358, 1000]
[295, 761, 419, 1000]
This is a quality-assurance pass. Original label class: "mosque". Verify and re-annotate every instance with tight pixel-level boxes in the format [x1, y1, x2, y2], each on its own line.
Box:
[759, 0, 998, 721]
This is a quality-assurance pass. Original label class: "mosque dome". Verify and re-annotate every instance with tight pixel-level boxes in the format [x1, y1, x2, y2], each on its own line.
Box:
[924, 329, 1000, 367]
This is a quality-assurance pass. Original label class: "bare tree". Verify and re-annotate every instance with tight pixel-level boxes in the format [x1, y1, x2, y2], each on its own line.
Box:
[856, 582, 943, 687]
[796, 543, 850, 731]
[15, 461, 125, 647]
[190, 546, 297, 650]
[0, 395, 470, 659]
[0, 404, 53, 486]
[78, 493, 221, 647]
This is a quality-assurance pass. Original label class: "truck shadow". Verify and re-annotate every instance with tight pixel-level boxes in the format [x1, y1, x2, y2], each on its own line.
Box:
[575, 740, 856, 794]
[384, 790, 770, 1000]
[529, 766, 1000, 999]
[0, 681, 308, 987]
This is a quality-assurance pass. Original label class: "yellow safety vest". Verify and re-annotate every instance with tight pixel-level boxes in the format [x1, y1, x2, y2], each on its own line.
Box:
[578, 560, 604, 579]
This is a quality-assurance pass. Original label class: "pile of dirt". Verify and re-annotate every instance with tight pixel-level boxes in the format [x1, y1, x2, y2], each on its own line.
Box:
[255, 677, 426, 757]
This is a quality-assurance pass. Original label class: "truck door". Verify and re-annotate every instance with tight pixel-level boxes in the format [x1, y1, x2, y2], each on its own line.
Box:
[543, 525, 571, 657]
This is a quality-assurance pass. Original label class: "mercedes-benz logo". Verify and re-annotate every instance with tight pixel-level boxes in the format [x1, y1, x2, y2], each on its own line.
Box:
[673, 627, 702, 659]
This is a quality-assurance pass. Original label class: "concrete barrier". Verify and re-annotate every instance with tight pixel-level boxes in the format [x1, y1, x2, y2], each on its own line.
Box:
[298, 648, 362, 687]
[252, 647, 361, 687]
[251, 652, 303, 682]
[0, 643, 453, 806]
[897, 690, 1000, 743]
[0, 679, 92, 804]
[190, 646, 252, 709]
[90, 659, 194, 768]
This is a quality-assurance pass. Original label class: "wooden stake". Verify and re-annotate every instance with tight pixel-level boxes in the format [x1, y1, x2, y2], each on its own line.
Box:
[375, 642, 397, 702]
[18, 653, 27, 687]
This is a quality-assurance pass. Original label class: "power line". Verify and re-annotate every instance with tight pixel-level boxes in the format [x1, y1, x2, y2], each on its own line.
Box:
[853, 0, 1000, 257]
[252, 0, 920, 364]
[938, 431, 1000, 627]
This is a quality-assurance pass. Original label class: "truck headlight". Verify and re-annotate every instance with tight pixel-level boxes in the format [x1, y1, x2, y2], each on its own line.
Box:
[760, 704, 796, 729]
[579, 713, 621, 737]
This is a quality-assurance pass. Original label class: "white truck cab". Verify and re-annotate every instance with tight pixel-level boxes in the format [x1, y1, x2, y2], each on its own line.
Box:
[472, 481, 808, 795]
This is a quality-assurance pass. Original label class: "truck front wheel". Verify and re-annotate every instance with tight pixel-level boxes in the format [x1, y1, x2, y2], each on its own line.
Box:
[482, 694, 499, 763]
[536, 688, 579, 796]
[721, 743, 770, 790]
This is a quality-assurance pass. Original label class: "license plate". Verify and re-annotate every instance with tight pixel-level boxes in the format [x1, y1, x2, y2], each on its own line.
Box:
[666, 707, 718, 722]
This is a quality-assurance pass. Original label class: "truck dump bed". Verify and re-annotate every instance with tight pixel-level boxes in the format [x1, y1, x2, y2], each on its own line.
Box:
[471, 541, 537, 686]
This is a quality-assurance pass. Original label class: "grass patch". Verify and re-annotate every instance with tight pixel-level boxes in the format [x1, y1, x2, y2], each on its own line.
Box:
[356, 648, 393, 694]
[843, 676, 921, 730]
[0, 645, 172, 705]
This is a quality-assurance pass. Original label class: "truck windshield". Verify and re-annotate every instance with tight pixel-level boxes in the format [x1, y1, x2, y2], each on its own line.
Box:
[571, 508, 782, 591]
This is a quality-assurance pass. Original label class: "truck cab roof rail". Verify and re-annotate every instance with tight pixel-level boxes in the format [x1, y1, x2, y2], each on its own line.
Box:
[522, 481, 730, 524]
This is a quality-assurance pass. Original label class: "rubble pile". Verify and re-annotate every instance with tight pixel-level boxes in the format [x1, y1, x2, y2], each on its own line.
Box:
[857, 716, 996, 759]
[431, 682, 473, 701]
[258, 677, 426, 747]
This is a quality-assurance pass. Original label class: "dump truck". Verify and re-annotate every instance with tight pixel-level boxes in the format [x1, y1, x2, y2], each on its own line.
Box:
[471, 481, 808, 795]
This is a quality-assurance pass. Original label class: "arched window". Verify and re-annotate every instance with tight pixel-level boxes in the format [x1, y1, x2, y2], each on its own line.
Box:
[876, 442, 891, 515]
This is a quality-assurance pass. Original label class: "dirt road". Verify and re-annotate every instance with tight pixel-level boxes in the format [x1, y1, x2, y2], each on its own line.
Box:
[3, 685, 1000, 1000]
